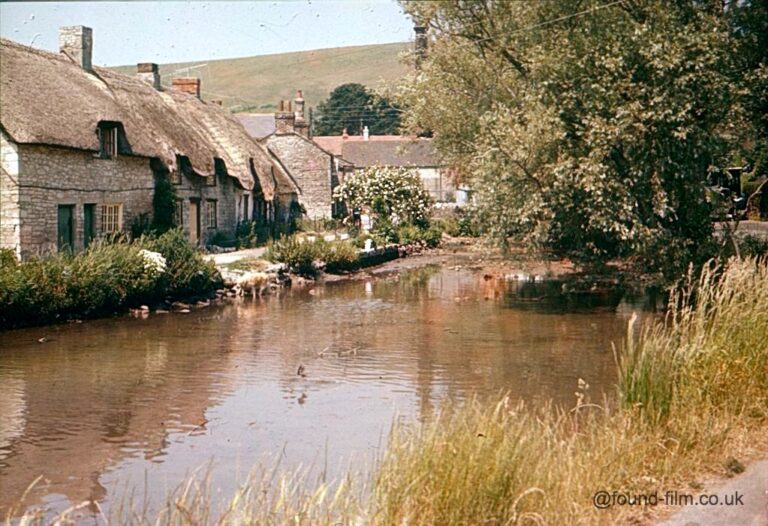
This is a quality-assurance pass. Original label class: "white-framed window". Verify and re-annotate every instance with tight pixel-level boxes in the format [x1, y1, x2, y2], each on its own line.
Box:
[101, 203, 123, 233]
[206, 200, 217, 229]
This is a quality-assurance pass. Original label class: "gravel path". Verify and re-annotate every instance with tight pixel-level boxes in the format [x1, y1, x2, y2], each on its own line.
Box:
[659, 459, 767, 526]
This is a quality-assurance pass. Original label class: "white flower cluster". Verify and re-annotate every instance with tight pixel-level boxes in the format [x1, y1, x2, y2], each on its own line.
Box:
[139, 249, 167, 274]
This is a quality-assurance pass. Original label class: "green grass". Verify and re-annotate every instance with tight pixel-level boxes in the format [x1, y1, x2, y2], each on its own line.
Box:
[110, 42, 410, 113]
[8, 257, 768, 525]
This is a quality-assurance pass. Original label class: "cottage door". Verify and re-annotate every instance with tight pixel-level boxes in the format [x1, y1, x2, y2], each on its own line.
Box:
[189, 200, 200, 245]
[83, 204, 95, 248]
[57, 205, 74, 252]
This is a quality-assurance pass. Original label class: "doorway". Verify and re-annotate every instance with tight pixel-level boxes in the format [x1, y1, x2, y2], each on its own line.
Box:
[83, 204, 95, 248]
[57, 205, 74, 252]
[189, 199, 200, 245]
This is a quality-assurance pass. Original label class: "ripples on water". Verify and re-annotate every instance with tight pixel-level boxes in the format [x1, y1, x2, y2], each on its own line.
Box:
[0, 265, 654, 519]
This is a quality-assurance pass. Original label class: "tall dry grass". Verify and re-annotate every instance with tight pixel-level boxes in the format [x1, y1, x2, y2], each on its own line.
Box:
[7, 257, 767, 525]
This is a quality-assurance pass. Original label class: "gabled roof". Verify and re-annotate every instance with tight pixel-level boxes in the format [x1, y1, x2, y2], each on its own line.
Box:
[235, 113, 276, 139]
[341, 139, 438, 168]
[0, 38, 296, 199]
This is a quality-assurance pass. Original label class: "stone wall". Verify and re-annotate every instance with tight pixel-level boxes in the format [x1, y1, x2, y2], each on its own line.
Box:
[1, 139, 258, 257]
[14, 143, 155, 259]
[264, 133, 335, 219]
[171, 170, 241, 245]
[0, 131, 21, 257]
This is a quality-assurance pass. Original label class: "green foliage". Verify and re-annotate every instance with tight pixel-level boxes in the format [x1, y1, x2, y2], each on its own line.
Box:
[400, 1, 760, 276]
[0, 230, 220, 329]
[235, 220, 270, 248]
[0, 248, 17, 269]
[322, 241, 360, 273]
[264, 236, 321, 276]
[437, 207, 482, 238]
[143, 229, 221, 298]
[130, 213, 152, 239]
[314, 83, 401, 136]
[265, 235, 363, 276]
[151, 172, 177, 233]
[334, 166, 433, 228]
[396, 223, 442, 248]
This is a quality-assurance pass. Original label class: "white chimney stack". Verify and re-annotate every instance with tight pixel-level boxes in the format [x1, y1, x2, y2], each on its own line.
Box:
[363, 126, 369, 141]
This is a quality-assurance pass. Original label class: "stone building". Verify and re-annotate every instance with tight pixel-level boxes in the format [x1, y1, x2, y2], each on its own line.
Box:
[0, 27, 297, 259]
[314, 131, 466, 204]
[237, 92, 339, 219]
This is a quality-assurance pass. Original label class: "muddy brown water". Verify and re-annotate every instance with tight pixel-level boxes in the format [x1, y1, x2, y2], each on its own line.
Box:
[0, 265, 657, 520]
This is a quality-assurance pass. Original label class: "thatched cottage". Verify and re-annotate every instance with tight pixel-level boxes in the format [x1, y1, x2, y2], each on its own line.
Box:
[0, 26, 298, 259]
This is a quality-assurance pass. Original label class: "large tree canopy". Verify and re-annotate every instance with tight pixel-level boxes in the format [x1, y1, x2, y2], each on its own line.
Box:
[399, 0, 764, 274]
[314, 83, 401, 136]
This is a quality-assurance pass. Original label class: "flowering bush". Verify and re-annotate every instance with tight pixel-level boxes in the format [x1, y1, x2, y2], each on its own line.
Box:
[333, 166, 433, 226]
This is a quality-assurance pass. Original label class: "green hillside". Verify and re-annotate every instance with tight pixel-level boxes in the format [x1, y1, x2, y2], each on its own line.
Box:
[112, 42, 411, 113]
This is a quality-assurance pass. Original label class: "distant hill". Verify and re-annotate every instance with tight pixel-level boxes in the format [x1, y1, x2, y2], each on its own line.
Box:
[111, 42, 411, 114]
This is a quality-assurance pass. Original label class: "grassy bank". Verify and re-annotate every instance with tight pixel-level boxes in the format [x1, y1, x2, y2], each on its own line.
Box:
[8, 257, 768, 525]
[0, 230, 221, 329]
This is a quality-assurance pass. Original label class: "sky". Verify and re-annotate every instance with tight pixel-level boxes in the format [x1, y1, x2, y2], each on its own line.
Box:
[0, 1, 415, 66]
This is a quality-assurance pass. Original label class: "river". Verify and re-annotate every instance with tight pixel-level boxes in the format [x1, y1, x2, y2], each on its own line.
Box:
[0, 263, 656, 520]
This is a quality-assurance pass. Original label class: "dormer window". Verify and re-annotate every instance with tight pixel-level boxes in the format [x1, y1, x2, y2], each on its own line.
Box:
[98, 122, 120, 159]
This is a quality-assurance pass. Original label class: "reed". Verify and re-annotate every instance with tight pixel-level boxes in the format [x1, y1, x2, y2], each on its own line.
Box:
[8, 257, 767, 525]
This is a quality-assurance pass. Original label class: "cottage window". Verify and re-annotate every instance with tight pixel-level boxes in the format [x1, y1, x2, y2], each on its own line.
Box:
[101, 203, 123, 233]
[170, 170, 182, 185]
[204, 175, 217, 187]
[98, 123, 119, 158]
[174, 199, 184, 227]
[206, 200, 217, 229]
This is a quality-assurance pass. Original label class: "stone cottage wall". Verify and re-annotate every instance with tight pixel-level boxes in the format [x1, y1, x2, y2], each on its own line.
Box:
[0, 132, 21, 257]
[171, 170, 240, 245]
[264, 134, 335, 219]
[14, 144, 154, 259]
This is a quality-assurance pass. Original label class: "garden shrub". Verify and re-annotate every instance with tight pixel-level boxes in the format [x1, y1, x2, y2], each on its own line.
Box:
[265, 235, 362, 275]
[0, 230, 220, 329]
[0, 248, 17, 268]
[322, 241, 360, 273]
[143, 229, 221, 298]
[264, 235, 320, 276]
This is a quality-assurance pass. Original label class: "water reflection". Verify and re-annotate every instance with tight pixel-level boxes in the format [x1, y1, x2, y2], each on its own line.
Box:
[0, 265, 651, 519]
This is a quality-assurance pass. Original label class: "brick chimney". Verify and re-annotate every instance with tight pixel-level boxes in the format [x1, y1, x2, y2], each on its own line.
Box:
[293, 90, 309, 137]
[275, 99, 295, 135]
[172, 77, 201, 98]
[59, 26, 93, 71]
[137, 63, 161, 89]
[414, 25, 427, 69]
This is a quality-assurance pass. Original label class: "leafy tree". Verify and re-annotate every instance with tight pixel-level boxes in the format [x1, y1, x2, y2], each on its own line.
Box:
[399, 1, 755, 276]
[314, 83, 401, 136]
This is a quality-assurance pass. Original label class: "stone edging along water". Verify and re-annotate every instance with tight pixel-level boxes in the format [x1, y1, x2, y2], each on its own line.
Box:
[211, 242, 415, 301]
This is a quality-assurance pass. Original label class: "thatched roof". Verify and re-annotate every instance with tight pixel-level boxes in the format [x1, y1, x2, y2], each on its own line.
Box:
[0, 38, 295, 199]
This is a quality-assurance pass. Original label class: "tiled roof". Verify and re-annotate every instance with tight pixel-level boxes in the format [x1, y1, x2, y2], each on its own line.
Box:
[341, 139, 438, 168]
